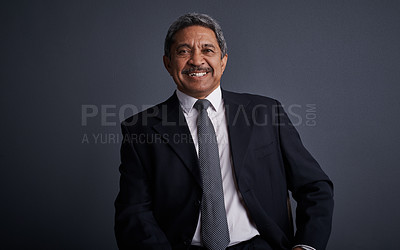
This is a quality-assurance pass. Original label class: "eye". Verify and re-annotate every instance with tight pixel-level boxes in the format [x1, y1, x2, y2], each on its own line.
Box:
[177, 49, 190, 55]
[203, 49, 214, 53]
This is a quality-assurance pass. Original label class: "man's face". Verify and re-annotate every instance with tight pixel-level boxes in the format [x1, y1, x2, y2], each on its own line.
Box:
[163, 25, 228, 99]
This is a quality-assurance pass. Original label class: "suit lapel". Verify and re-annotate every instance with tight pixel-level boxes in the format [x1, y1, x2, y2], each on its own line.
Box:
[152, 93, 201, 186]
[223, 90, 253, 179]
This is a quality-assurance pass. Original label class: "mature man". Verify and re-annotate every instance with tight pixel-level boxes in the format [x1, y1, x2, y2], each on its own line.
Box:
[115, 13, 334, 250]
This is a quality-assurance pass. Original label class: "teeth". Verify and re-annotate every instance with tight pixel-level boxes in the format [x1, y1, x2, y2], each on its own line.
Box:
[189, 72, 207, 77]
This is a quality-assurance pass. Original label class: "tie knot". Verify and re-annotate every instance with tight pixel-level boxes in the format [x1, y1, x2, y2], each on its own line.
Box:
[194, 99, 211, 111]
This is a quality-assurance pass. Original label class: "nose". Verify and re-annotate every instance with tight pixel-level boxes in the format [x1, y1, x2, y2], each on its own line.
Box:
[188, 50, 204, 67]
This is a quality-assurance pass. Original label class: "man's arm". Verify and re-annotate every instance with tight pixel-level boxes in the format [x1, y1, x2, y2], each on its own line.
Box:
[114, 123, 171, 250]
[275, 101, 334, 250]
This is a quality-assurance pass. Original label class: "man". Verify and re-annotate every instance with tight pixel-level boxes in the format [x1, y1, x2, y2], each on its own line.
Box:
[115, 13, 334, 250]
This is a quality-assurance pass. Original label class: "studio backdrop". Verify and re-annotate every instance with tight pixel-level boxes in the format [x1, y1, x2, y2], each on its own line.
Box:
[1, 1, 399, 249]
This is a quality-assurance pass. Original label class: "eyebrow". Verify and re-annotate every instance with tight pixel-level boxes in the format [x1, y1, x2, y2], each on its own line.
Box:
[175, 43, 217, 50]
[176, 44, 191, 50]
[203, 44, 216, 49]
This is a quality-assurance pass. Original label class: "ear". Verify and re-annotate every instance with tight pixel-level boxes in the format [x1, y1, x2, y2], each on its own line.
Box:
[163, 55, 173, 76]
[221, 53, 228, 73]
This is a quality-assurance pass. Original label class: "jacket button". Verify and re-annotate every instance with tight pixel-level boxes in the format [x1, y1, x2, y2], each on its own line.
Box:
[184, 239, 192, 245]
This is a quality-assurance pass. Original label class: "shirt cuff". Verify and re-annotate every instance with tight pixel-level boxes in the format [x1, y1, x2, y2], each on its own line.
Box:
[293, 245, 316, 250]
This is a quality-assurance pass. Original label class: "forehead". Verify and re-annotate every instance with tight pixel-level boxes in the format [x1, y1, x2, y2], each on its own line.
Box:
[172, 25, 218, 45]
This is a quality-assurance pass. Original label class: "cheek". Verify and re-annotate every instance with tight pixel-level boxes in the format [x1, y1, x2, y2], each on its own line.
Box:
[215, 65, 223, 74]
[176, 64, 186, 74]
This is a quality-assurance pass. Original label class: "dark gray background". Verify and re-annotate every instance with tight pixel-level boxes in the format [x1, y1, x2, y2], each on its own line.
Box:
[2, 0, 399, 249]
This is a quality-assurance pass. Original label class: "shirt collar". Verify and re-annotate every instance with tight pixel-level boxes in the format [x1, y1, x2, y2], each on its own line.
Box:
[176, 86, 222, 114]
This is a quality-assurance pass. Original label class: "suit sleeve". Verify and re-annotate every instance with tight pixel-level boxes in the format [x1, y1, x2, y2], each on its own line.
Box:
[114, 123, 171, 250]
[275, 101, 334, 250]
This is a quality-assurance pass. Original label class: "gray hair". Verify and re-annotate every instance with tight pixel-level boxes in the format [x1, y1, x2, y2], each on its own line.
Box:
[164, 13, 227, 59]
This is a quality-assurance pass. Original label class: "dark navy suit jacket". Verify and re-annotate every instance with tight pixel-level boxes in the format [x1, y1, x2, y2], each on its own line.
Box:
[115, 90, 334, 250]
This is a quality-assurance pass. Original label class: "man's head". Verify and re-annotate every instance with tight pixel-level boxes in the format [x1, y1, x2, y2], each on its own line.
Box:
[163, 13, 228, 99]
[164, 13, 227, 59]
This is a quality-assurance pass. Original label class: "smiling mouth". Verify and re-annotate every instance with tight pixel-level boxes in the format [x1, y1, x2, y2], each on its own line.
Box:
[182, 67, 212, 77]
[188, 72, 208, 77]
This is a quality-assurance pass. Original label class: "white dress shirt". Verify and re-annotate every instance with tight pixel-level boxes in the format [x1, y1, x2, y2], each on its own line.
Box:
[176, 86, 260, 246]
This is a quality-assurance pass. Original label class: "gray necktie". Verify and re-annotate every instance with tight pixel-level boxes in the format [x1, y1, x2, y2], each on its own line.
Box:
[194, 99, 230, 250]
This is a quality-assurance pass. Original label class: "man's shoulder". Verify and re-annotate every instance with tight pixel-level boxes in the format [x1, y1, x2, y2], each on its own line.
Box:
[222, 89, 280, 106]
[121, 92, 178, 128]
[121, 105, 157, 128]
